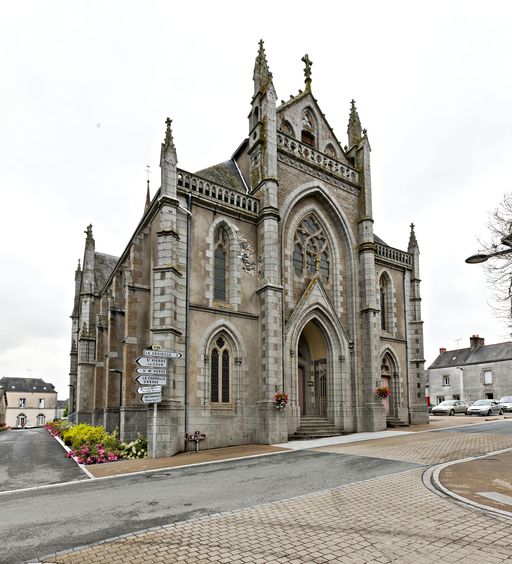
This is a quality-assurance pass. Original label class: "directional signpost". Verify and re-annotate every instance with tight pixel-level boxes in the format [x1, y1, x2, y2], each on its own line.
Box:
[137, 385, 162, 395]
[143, 349, 182, 359]
[135, 367, 167, 375]
[136, 356, 167, 368]
[135, 349, 181, 458]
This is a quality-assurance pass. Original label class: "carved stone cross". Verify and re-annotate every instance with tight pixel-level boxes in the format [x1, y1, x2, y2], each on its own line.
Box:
[302, 54, 313, 89]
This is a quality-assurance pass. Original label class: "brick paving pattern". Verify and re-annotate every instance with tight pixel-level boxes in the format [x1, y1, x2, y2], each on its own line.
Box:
[313, 431, 512, 465]
[41, 467, 512, 563]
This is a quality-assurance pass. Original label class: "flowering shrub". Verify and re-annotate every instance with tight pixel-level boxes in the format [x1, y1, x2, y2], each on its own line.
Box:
[273, 391, 288, 411]
[46, 421, 147, 464]
[119, 434, 147, 460]
[66, 444, 119, 465]
[45, 420, 71, 438]
[375, 386, 391, 400]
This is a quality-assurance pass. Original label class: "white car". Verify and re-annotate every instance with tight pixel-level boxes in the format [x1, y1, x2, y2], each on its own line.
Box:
[499, 396, 512, 412]
[466, 399, 503, 416]
[431, 400, 468, 416]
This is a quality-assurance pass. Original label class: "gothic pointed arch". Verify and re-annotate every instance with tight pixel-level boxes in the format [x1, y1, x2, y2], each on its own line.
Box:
[281, 181, 358, 337]
[380, 347, 402, 418]
[205, 219, 241, 309]
[301, 107, 317, 148]
[284, 299, 351, 430]
[196, 320, 247, 409]
[378, 270, 396, 335]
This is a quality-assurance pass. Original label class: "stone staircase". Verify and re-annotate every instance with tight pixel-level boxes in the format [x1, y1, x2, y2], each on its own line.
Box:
[289, 416, 342, 440]
[386, 417, 410, 428]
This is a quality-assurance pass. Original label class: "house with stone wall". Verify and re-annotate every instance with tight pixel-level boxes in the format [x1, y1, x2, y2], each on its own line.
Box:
[69, 43, 428, 458]
[427, 335, 512, 405]
[0, 377, 58, 428]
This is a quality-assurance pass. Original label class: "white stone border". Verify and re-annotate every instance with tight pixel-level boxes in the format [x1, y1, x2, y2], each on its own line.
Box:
[428, 446, 512, 520]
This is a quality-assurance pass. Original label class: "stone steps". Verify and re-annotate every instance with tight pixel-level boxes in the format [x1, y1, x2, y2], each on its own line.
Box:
[289, 416, 342, 440]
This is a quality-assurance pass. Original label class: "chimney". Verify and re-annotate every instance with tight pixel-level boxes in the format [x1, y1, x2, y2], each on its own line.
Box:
[470, 335, 485, 349]
[439, 347, 446, 354]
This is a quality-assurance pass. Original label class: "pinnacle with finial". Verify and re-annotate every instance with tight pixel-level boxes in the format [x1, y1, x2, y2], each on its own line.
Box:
[85, 224, 93, 238]
[302, 54, 313, 91]
[163, 117, 174, 150]
[347, 99, 362, 147]
[408, 223, 418, 251]
[253, 39, 272, 94]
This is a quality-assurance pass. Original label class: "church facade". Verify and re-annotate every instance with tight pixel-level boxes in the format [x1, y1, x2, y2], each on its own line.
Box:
[69, 43, 428, 457]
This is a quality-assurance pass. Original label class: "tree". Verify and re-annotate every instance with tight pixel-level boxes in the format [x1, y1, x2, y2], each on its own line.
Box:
[478, 192, 512, 321]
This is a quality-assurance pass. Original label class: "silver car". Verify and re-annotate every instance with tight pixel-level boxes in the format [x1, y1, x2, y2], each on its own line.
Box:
[466, 399, 503, 416]
[499, 396, 512, 412]
[431, 400, 468, 416]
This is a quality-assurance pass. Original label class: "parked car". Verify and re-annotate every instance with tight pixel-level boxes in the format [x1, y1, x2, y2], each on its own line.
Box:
[498, 396, 512, 412]
[431, 400, 468, 416]
[466, 399, 503, 416]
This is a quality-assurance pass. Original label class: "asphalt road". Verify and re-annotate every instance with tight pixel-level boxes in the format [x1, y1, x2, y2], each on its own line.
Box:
[0, 428, 86, 493]
[1, 448, 420, 563]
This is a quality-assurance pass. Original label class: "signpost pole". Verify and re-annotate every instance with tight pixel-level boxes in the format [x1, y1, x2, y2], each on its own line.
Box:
[152, 402, 157, 459]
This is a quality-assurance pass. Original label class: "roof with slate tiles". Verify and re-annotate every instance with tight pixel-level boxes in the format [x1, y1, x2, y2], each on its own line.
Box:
[194, 160, 247, 193]
[0, 377, 56, 393]
[428, 341, 512, 369]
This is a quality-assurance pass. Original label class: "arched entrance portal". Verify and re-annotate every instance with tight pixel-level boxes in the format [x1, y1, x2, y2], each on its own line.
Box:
[297, 320, 328, 417]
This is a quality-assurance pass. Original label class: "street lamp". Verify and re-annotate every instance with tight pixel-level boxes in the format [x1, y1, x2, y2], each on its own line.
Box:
[466, 235, 512, 264]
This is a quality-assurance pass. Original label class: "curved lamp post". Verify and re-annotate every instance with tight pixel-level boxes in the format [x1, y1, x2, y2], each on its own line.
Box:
[466, 235, 512, 264]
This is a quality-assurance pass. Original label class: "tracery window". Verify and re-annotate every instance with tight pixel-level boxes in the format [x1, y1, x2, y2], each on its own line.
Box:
[214, 228, 228, 302]
[293, 215, 330, 282]
[210, 336, 230, 404]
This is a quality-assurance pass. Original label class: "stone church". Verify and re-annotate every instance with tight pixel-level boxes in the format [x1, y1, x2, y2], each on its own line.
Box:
[69, 43, 428, 457]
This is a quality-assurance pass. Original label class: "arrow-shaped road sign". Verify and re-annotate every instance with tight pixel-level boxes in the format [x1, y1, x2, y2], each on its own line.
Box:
[135, 375, 167, 386]
[137, 385, 162, 395]
[136, 356, 167, 368]
[134, 367, 167, 375]
[141, 393, 162, 404]
[143, 349, 182, 359]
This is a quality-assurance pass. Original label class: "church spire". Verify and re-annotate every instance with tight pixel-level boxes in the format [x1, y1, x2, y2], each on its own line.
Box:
[253, 40, 273, 96]
[160, 117, 178, 198]
[144, 164, 151, 212]
[347, 99, 363, 148]
[408, 223, 419, 253]
[301, 54, 313, 92]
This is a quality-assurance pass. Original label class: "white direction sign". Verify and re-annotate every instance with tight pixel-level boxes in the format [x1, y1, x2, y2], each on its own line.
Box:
[136, 356, 167, 368]
[135, 367, 167, 375]
[135, 374, 168, 386]
[141, 393, 162, 404]
[137, 385, 161, 395]
[143, 349, 182, 359]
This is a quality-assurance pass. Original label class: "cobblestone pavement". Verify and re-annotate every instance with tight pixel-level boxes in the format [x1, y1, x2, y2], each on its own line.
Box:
[311, 430, 512, 465]
[40, 470, 512, 563]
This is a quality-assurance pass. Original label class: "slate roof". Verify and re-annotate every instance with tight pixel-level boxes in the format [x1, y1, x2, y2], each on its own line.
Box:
[374, 234, 388, 246]
[0, 377, 56, 393]
[94, 252, 119, 293]
[428, 341, 512, 369]
[195, 160, 247, 193]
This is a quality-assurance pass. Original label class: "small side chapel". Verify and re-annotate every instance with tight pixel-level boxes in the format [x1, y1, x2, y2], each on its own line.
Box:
[69, 43, 428, 457]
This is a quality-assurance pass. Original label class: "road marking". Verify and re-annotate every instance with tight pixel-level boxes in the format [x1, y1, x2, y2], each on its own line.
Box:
[477, 491, 512, 506]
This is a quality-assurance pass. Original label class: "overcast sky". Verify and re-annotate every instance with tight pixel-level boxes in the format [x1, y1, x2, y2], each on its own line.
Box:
[1, 1, 511, 399]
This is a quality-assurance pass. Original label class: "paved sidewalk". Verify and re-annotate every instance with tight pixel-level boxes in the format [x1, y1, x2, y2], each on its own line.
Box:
[36, 417, 512, 563]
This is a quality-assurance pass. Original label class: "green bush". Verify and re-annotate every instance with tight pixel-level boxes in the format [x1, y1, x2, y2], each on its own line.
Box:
[62, 423, 111, 450]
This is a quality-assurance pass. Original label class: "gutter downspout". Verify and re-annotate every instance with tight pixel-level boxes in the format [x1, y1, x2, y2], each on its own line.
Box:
[183, 194, 192, 437]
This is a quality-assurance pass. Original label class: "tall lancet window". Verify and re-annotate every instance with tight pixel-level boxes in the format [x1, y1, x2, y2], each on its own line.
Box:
[214, 228, 228, 301]
[380, 285, 387, 330]
[210, 336, 230, 404]
[293, 214, 330, 283]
